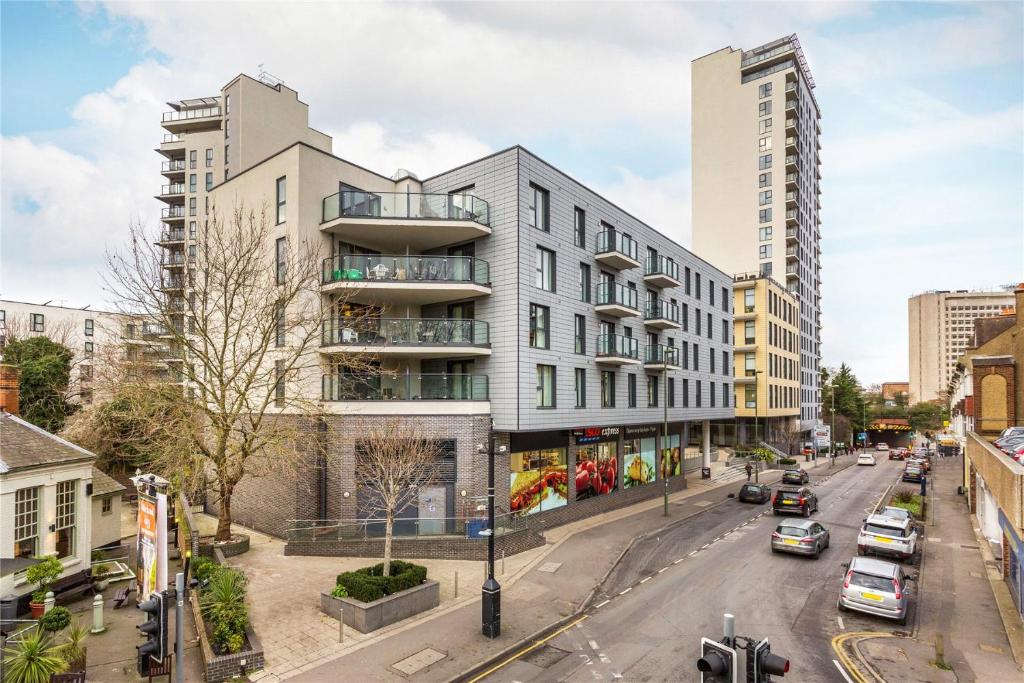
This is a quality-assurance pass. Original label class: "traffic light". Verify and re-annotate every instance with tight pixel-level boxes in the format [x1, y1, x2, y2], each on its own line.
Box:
[748, 638, 789, 682]
[698, 637, 737, 683]
[137, 591, 168, 675]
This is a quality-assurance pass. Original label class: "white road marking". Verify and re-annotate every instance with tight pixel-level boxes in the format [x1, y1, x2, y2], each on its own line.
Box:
[611, 673, 623, 680]
[701, 543, 711, 549]
[658, 567, 668, 573]
[589, 639, 600, 651]
[640, 576, 652, 584]
[594, 599, 610, 609]
[837, 616, 845, 630]
[598, 654, 611, 664]
[674, 558, 684, 564]
[619, 587, 632, 595]
[833, 659, 856, 683]
[688, 551, 698, 557]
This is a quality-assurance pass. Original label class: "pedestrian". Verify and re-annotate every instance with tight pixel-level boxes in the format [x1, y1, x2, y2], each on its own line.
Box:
[745, 462, 753, 481]
[919, 472, 927, 497]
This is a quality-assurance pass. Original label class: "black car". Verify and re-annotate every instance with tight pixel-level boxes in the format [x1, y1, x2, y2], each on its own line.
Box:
[738, 483, 771, 504]
[772, 486, 818, 517]
[781, 469, 810, 485]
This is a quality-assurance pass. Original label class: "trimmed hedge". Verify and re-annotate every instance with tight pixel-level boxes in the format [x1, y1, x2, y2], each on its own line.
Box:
[778, 457, 797, 466]
[336, 561, 427, 603]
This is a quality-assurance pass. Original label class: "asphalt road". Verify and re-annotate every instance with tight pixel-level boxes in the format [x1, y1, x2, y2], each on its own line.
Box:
[482, 456, 911, 682]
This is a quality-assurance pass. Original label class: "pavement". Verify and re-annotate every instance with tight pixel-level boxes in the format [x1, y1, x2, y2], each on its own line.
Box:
[850, 454, 1024, 682]
[284, 452, 853, 681]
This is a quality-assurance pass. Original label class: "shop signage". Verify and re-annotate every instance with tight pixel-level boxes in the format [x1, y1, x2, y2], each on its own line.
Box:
[623, 424, 660, 438]
[572, 426, 621, 444]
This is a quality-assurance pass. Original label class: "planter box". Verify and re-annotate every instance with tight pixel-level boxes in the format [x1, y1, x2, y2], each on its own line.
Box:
[320, 579, 440, 633]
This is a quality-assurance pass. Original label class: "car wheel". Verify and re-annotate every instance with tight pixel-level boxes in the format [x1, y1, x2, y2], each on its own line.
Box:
[837, 598, 848, 613]
[813, 544, 821, 559]
[773, 510, 780, 516]
[803, 506, 810, 518]
[825, 536, 830, 549]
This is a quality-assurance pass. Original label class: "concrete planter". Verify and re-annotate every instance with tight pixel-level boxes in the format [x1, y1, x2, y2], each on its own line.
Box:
[198, 533, 250, 558]
[320, 579, 440, 633]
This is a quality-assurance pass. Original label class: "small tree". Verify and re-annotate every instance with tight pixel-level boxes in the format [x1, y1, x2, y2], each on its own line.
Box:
[354, 420, 441, 577]
[908, 401, 947, 438]
[1, 337, 76, 432]
[26, 556, 64, 604]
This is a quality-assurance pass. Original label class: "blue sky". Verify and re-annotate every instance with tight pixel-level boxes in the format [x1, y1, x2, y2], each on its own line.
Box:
[2, 1, 1022, 385]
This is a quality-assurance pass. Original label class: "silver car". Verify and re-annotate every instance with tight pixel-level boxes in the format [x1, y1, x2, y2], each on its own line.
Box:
[771, 518, 830, 558]
[858, 514, 918, 562]
[838, 556, 912, 624]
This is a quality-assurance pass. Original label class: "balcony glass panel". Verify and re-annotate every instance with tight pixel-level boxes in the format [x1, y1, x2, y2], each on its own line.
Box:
[596, 334, 639, 359]
[162, 207, 184, 219]
[644, 255, 679, 280]
[322, 191, 489, 226]
[162, 107, 221, 122]
[596, 282, 638, 310]
[595, 230, 639, 261]
[160, 184, 185, 195]
[322, 318, 489, 347]
[645, 299, 679, 322]
[161, 160, 185, 172]
[322, 373, 488, 401]
[645, 345, 679, 365]
[321, 254, 489, 286]
[161, 229, 185, 242]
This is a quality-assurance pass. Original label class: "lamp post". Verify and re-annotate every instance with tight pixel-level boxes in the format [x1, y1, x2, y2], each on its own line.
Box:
[753, 370, 763, 482]
[830, 377, 836, 466]
[478, 430, 504, 638]
[663, 361, 669, 517]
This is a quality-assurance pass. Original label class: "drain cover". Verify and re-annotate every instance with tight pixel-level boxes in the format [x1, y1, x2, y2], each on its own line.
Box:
[523, 644, 572, 668]
[391, 648, 447, 675]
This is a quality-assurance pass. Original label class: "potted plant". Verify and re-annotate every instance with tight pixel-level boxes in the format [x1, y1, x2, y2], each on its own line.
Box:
[25, 556, 63, 619]
[91, 563, 111, 592]
[60, 621, 89, 672]
[0, 625, 68, 683]
[38, 606, 71, 633]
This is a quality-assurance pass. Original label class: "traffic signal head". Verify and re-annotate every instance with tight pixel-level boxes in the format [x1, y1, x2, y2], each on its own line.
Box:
[751, 638, 789, 682]
[698, 637, 737, 683]
[136, 591, 168, 675]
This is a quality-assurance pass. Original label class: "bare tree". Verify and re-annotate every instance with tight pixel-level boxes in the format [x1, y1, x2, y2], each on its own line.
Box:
[103, 202, 375, 541]
[353, 420, 442, 576]
[779, 420, 803, 456]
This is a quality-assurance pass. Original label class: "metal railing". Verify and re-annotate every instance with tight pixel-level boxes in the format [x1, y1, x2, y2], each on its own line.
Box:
[322, 190, 490, 226]
[162, 252, 186, 265]
[596, 282, 639, 310]
[161, 159, 185, 172]
[322, 318, 489, 347]
[596, 229, 639, 262]
[645, 299, 680, 323]
[786, 209, 798, 221]
[644, 254, 679, 281]
[162, 106, 221, 122]
[596, 334, 639, 359]
[645, 344, 679, 365]
[160, 229, 185, 242]
[285, 512, 528, 542]
[162, 133, 182, 143]
[322, 373, 489, 401]
[321, 254, 489, 286]
[160, 183, 185, 195]
[161, 206, 184, 219]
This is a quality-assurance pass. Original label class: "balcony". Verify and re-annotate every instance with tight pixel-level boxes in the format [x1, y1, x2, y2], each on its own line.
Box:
[734, 338, 757, 353]
[786, 264, 798, 278]
[595, 334, 640, 365]
[786, 246, 799, 261]
[785, 172, 798, 189]
[785, 209, 799, 224]
[644, 299, 681, 330]
[162, 252, 186, 268]
[321, 318, 491, 358]
[161, 159, 186, 178]
[644, 344, 680, 371]
[785, 136, 797, 153]
[734, 306, 757, 321]
[785, 155, 799, 171]
[321, 254, 491, 305]
[161, 206, 185, 223]
[321, 190, 490, 251]
[161, 106, 221, 132]
[785, 82, 798, 94]
[785, 117, 797, 131]
[322, 373, 489, 402]
[785, 100, 798, 112]
[595, 282, 640, 318]
[159, 229, 185, 245]
[785, 190, 798, 207]
[595, 229, 640, 270]
[159, 133, 185, 156]
[160, 275, 185, 291]
[785, 226, 798, 243]
[643, 255, 680, 288]
[157, 184, 185, 202]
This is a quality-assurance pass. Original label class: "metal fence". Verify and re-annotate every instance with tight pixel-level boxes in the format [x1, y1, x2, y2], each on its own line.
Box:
[285, 513, 528, 543]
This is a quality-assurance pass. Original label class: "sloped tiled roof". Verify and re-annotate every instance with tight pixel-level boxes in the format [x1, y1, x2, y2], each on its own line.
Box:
[91, 466, 126, 496]
[0, 411, 96, 473]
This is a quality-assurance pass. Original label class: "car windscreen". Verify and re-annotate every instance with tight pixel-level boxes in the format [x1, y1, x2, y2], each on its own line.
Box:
[850, 571, 893, 591]
[864, 523, 908, 537]
[776, 525, 807, 537]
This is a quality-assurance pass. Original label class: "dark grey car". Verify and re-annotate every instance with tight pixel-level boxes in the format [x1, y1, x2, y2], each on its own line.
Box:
[771, 518, 830, 558]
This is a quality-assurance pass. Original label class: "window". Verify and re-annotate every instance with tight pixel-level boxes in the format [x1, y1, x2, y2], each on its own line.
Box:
[574, 314, 586, 354]
[693, 343, 700, 371]
[759, 154, 772, 170]
[744, 320, 756, 344]
[695, 308, 702, 336]
[759, 172, 771, 188]
[682, 340, 689, 369]
[276, 176, 287, 224]
[189, 197, 197, 216]
[710, 382, 716, 408]
[722, 350, 729, 375]
[759, 190, 772, 206]
[225, 118, 230, 138]
[760, 244, 773, 259]
[274, 360, 285, 407]
[760, 261, 773, 276]
[682, 379, 689, 407]
[13, 487, 39, 559]
[31, 313, 44, 332]
[628, 373, 637, 408]
[647, 375, 659, 407]
[710, 347, 716, 373]
[759, 119, 772, 134]
[759, 208, 772, 223]
[275, 302, 285, 347]
[759, 226, 773, 241]
[206, 172, 213, 191]
[84, 341, 94, 356]
[224, 144, 229, 163]
[707, 312, 712, 339]
[537, 365, 555, 408]
[529, 304, 550, 349]
[579, 263, 591, 302]
[682, 303, 689, 332]
[204, 196, 209, 215]
[723, 383, 730, 407]
[721, 321, 729, 343]
[695, 273, 701, 300]
[601, 371, 616, 408]
[84, 319, 94, 336]
[759, 101, 772, 116]
[189, 150, 197, 169]
[759, 137, 772, 152]
[189, 220, 197, 237]
[667, 377, 675, 407]
[205, 148, 213, 167]
[101, 496, 112, 515]
[55, 480, 76, 559]
[745, 384, 757, 409]
[695, 380, 702, 407]
[535, 247, 556, 291]
[528, 183, 549, 231]
[575, 368, 586, 408]
[574, 207, 586, 247]
[709, 281, 715, 307]
[275, 237, 287, 284]
[759, 83, 773, 98]
[722, 287, 729, 312]
[684, 267, 691, 295]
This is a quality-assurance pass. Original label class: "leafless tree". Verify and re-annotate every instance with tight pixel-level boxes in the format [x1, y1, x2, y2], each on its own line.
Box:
[779, 420, 803, 456]
[102, 202, 375, 541]
[354, 419, 442, 576]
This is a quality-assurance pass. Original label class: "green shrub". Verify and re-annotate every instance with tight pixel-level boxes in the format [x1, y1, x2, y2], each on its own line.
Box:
[191, 556, 221, 583]
[890, 488, 916, 504]
[778, 457, 797, 466]
[199, 567, 249, 655]
[336, 561, 428, 603]
[40, 606, 72, 632]
[330, 584, 349, 598]
[90, 549, 106, 563]
[27, 556, 64, 603]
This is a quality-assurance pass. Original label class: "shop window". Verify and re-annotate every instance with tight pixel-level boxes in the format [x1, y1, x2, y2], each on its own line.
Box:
[510, 449, 567, 516]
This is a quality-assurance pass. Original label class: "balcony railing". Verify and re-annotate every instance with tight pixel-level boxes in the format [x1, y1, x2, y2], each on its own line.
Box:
[785, 101, 798, 111]
[596, 229, 639, 262]
[160, 229, 185, 242]
[786, 264, 798, 275]
[321, 254, 489, 286]
[162, 107, 221, 122]
[162, 206, 184, 219]
[596, 282, 639, 310]
[644, 345, 679, 366]
[322, 373, 488, 401]
[644, 255, 679, 281]
[785, 191, 798, 203]
[645, 299, 680, 323]
[161, 160, 185, 172]
[162, 134, 182, 143]
[786, 227, 798, 239]
[786, 209, 798, 221]
[160, 184, 185, 195]
[162, 252, 186, 266]
[596, 334, 639, 360]
[785, 155, 799, 167]
[322, 190, 490, 226]
[322, 318, 489, 347]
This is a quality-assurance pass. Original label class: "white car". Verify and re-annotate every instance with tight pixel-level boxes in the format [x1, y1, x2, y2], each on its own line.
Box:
[875, 443, 890, 452]
[857, 453, 877, 466]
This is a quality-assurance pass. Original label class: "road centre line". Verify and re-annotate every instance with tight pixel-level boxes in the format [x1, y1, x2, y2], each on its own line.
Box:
[594, 599, 610, 609]
[658, 567, 668, 573]
[619, 587, 632, 595]
[639, 576, 652, 584]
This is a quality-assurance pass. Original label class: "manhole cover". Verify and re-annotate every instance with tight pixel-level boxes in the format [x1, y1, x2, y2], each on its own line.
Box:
[391, 648, 447, 675]
[523, 644, 572, 668]
[537, 562, 563, 573]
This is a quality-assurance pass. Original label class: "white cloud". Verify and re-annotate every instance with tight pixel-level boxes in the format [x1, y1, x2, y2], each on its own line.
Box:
[594, 167, 692, 249]
[328, 123, 492, 180]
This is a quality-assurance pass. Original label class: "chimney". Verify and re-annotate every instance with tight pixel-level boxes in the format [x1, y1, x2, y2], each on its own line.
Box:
[0, 364, 19, 415]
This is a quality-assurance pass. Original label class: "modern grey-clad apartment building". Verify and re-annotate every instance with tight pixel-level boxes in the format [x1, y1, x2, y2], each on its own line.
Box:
[158, 74, 733, 540]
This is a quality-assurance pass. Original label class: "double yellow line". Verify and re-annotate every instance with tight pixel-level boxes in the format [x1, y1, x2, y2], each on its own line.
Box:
[466, 615, 590, 683]
[832, 631, 889, 683]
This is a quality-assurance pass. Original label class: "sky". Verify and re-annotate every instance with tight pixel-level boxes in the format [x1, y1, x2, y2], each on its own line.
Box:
[1, 0, 1022, 386]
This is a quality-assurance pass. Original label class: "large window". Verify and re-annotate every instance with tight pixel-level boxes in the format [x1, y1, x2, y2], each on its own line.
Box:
[189, 150, 197, 169]
[744, 321, 756, 344]
[759, 83, 773, 98]
[579, 263, 591, 302]
[189, 173, 197, 193]
[510, 449, 567, 516]
[601, 371, 615, 408]
[574, 207, 586, 247]
[530, 304, 550, 349]
[535, 247, 556, 291]
[528, 183, 549, 231]
[537, 364, 555, 408]
[574, 314, 586, 354]
[760, 244, 773, 259]
[647, 375, 659, 408]
[206, 148, 213, 167]
[55, 480, 76, 559]
[759, 226, 772, 241]
[206, 172, 213, 191]
[31, 313, 44, 332]
[759, 154, 772, 170]
[759, 208, 772, 223]
[668, 377, 676, 407]
[628, 373, 637, 407]
[84, 319, 94, 337]
[274, 360, 285, 407]
[276, 176, 287, 225]
[682, 378, 689, 407]
[745, 384, 757, 409]
[575, 368, 586, 408]
[759, 190, 772, 206]
[759, 100, 772, 116]
[189, 197, 197, 216]
[13, 487, 39, 559]
[276, 237, 287, 284]
[576, 442, 617, 499]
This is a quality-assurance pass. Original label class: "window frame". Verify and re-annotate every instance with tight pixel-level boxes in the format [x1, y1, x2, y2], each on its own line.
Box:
[529, 303, 550, 349]
[574, 314, 586, 354]
[54, 480, 76, 559]
[535, 246, 556, 292]
[574, 207, 586, 247]
[575, 367, 586, 408]
[537, 364, 556, 408]
[601, 370, 616, 408]
[528, 183, 550, 231]
[276, 176, 287, 225]
[275, 237, 287, 285]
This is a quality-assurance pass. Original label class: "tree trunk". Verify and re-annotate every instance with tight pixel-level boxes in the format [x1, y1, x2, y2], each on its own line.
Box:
[216, 488, 233, 542]
[383, 511, 394, 577]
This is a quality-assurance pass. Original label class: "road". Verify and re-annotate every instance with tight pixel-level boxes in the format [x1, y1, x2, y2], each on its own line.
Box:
[480, 456, 911, 682]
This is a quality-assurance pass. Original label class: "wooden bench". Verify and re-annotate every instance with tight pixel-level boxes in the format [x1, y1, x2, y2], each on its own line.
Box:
[51, 570, 95, 606]
[52, 673, 86, 683]
[112, 586, 133, 608]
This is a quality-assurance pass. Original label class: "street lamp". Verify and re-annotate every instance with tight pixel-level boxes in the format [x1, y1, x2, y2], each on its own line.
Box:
[752, 370, 764, 482]
[663, 360, 669, 517]
[477, 431, 505, 638]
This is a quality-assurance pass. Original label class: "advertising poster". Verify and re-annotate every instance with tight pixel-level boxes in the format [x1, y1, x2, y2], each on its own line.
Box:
[510, 449, 568, 516]
[137, 495, 157, 597]
[576, 442, 617, 499]
[661, 433, 682, 477]
[624, 437, 657, 488]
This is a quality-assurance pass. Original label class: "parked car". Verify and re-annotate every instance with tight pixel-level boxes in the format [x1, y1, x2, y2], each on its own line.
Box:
[772, 486, 818, 517]
[879, 506, 913, 523]
[857, 453, 877, 466]
[858, 514, 918, 562]
[771, 519, 830, 558]
[902, 464, 924, 483]
[838, 556, 913, 624]
[998, 426, 1024, 441]
[875, 443, 890, 452]
[889, 450, 905, 461]
[738, 483, 771, 504]
[998, 436, 1024, 453]
[781, 469, 810, 485]
[907, 456, 930, 473]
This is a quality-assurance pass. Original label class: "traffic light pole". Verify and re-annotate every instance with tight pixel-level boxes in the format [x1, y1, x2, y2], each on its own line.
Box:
[481, 429, 501, 638]
[175, 573, 184, 683]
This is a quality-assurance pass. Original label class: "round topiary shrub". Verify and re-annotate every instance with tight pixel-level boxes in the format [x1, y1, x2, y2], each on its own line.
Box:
[40, 606, 72, 632]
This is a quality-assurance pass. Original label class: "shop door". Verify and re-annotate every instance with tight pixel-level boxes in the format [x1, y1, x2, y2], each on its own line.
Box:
[418, 487, 446, 536]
